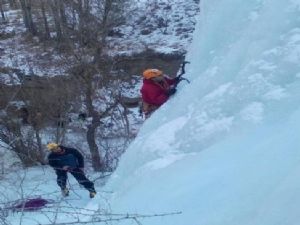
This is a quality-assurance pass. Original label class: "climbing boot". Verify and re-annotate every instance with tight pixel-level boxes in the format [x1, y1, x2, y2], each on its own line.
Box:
[89, 191, 97, 198]
[61, 187, 69, 197]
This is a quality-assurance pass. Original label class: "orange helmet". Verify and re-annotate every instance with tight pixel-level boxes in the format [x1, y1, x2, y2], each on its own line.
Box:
[143, 69, 163, 79]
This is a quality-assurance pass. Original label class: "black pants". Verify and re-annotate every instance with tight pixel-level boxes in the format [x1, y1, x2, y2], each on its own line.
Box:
[55, 168, 95, 192]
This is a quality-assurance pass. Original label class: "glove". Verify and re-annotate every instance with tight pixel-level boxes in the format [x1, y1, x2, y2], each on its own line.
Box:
[166, 88, 177, 96]
[62, 166, 70, 171]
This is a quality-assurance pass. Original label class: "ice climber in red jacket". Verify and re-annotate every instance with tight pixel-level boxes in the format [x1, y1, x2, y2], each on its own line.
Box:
[140, 68, 180, 118]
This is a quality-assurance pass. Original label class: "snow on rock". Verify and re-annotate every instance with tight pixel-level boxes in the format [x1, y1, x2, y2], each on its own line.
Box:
[0, 0, 199, 83]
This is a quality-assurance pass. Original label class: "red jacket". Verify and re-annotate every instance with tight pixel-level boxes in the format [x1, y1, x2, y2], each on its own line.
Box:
[141, 77, 176, 106]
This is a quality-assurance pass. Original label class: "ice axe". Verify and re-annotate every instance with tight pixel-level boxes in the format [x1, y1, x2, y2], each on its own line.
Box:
[176, 61, 190, 85]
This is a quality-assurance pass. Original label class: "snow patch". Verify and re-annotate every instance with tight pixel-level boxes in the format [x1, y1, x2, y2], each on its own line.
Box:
[203, 83, 232, 101]
[240, 102, 264, 123]
[142, 153, 187, 170]
[141, 116, 188, 154]
[263, 87, 288, 100]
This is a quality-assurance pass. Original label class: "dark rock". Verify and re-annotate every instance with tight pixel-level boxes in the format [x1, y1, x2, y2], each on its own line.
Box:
[140, 29, 152, 35]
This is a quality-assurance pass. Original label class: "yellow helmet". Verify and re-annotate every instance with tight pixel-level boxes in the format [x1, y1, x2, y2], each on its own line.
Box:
[143, 69, 163, 79]
[47, 143, 59, 151]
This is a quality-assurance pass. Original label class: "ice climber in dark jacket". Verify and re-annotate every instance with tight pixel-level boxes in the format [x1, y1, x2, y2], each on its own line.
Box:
[47, 143, 96, 198]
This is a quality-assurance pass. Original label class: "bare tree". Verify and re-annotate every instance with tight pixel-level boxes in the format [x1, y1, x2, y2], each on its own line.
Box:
[68, 60, 119, 172]
[19, 0, 37, 35]
[57, 0, 133, 171]
[0, 67, 80, 167]
[48, 0, 64, 41]
[8, 0, 18, 8]
[2, 0, 134, 171]
[0, 0, 5, 22]
[39, 0, 50, 40]
[0, 119, 41, 167]
[0, 70, 43, 166]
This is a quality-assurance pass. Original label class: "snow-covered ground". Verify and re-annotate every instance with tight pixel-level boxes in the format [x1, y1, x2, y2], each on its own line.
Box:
[0, 165, 104, 225]
[0, 141, 20, 176]
[105, 0, 199, 56]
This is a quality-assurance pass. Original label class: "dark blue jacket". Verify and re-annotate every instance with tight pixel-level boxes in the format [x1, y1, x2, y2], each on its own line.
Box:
[48, 146, 84, 169]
